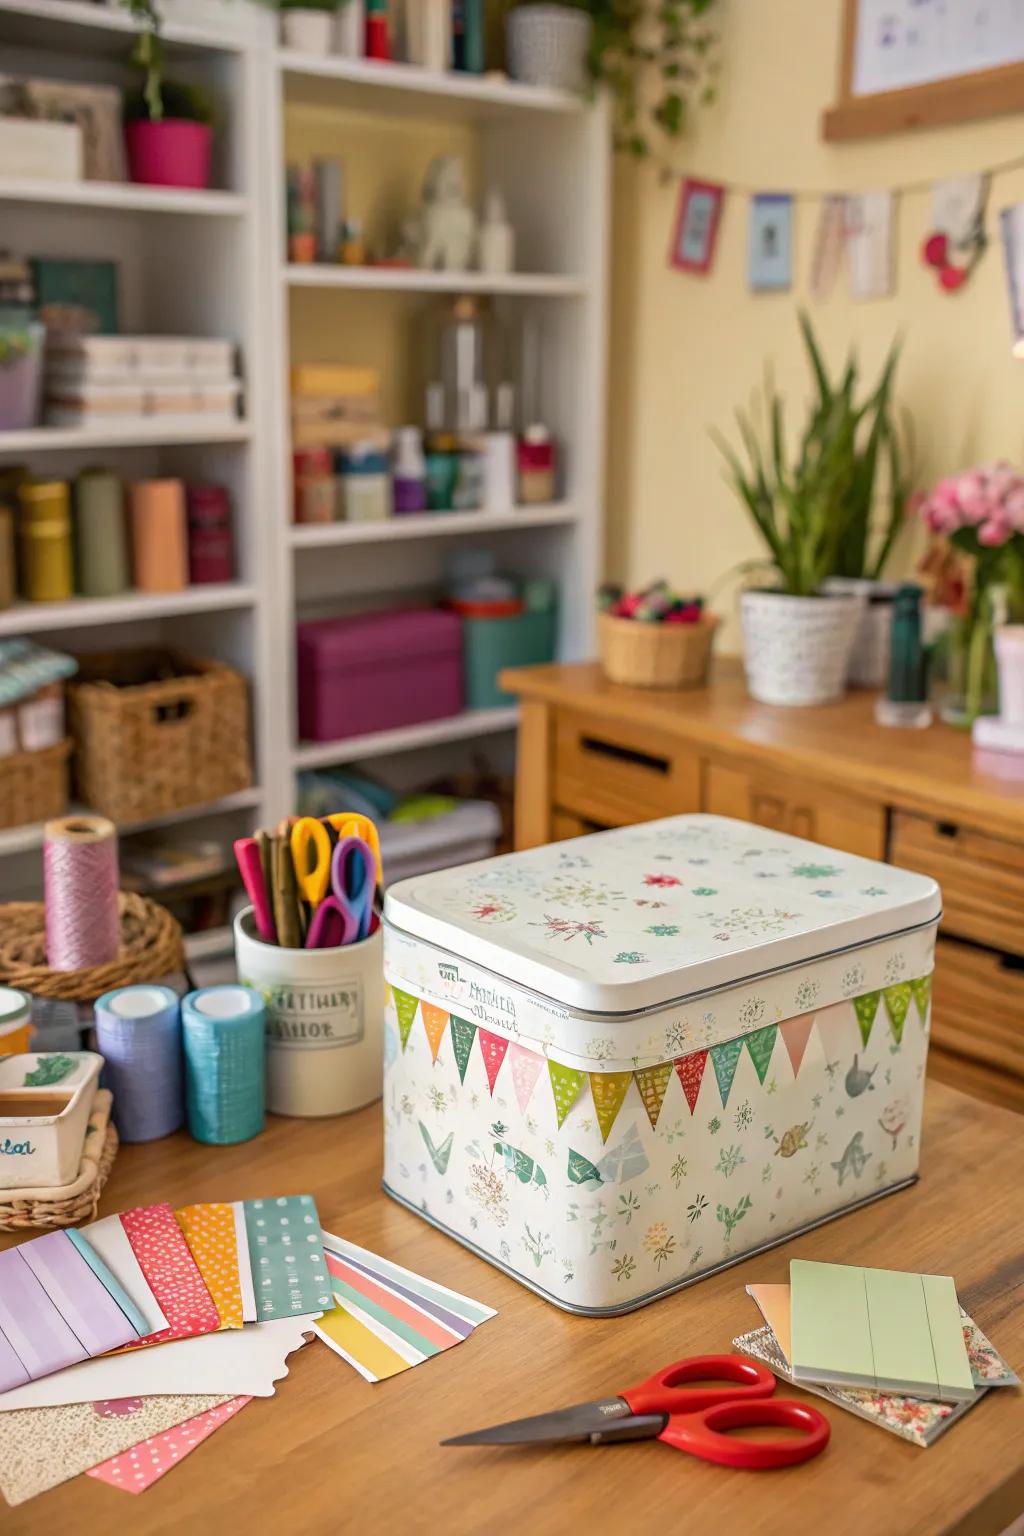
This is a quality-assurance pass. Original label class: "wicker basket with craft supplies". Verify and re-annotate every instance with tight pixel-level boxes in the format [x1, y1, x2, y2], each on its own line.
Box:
[598, 582, 718, 689]
[68, 647, 251, 823]
[0, 892, 184, 1002]
[0, 641, 77, 828]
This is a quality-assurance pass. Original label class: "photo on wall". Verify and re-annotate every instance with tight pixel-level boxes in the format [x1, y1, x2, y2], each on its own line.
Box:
[670, 178, 725, 273]
[749, 193, 794, 291]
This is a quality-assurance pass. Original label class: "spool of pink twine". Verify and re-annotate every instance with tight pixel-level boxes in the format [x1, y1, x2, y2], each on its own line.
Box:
[44, 815, 120, 971]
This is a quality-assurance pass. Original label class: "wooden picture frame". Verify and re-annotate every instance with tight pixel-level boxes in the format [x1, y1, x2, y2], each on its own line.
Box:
[823, 0, 1024, 142]
[669, 179, 724, 275]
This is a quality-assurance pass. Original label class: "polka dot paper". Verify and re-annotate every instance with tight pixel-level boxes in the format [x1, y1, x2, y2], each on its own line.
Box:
[242, 1196, 332, 1321]
[87, 1395, 252, 1494]
[176, 1204, 244, 1330]
[119, 1203, 221, 1346]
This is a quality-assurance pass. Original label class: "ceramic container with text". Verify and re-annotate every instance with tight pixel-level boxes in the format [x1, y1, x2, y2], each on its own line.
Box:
[383, 815, 940, 1314]
[0, 1052, 101, 1190]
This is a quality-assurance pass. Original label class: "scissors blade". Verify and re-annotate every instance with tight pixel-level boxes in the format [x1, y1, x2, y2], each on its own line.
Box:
[441, 1397, 658, 1447]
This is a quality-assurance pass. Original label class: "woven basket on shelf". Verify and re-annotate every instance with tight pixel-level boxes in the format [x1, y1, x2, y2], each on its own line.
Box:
[0, 1089, 118, 1232]
[68, 649, 251, 824]
[0, 892, 184, 1002]
[0, 738, 71, 830]
[599, 612, 718, 690]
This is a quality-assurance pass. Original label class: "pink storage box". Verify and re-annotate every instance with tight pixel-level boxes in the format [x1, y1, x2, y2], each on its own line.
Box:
[297, 608, 463, 743]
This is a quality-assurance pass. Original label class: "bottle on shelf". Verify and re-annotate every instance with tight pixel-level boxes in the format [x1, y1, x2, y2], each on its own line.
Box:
[393, 427, 428, 515]
[129, 479, 189, 594]
[481, 382, 518, 513]
[17, 480, 74, 603]
[478, 189, 515, 275]
[335, 0, 365, 57]
[424, 382, 458, 512]
[366, 0, 391, 60]
[74, 468, 130, 598]
[406, 0, 451, 72]
[517, 424, 557, 505]
[186, 484, 235, 584]
[452, 0, 485, 73]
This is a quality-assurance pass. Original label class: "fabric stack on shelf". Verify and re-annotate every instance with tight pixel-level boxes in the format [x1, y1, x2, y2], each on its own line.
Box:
[43, 336, 242, 428]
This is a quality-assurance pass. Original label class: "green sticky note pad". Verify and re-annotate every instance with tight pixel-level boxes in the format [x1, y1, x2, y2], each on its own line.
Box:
[243, 1195, 333, 1321]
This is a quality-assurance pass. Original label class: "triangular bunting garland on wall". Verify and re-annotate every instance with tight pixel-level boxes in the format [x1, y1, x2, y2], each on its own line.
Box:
[477, 1029, 510, 1096]
[814, 1000, 851, 1061]
[509, 1043, 545, 1115]
[710, 1038, 745, 1107]
[420, 1002, 449, 1064]
[589, 1072, 633, 1144]
[634, 1062, 673, 1130]
[674, 1050, 709, 1115]
[910, 974, 933, 1023]
[883, 983, 911, 1044]
[852, 991, 881, 1047]
[780, 1014, 815, 1077]
[392, 989, 419, 1052]
[449, 1017, 478, 1084]
[745, 1025, 777, 1085]
[549, 1061, 587, 1129]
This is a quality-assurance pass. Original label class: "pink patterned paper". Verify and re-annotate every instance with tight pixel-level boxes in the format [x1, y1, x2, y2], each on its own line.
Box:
[119, 1204, 221, 1346]
[87, 1396, 252, 1493]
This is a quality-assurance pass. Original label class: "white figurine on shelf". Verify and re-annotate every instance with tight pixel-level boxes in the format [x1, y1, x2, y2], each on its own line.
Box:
[404, 155, 478, 272]
[477, 189, 516, 275]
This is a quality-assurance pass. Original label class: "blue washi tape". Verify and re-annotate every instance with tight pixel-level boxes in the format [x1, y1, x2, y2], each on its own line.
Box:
[94, 984, 183, 1143]
[181, 985, 266, 1146]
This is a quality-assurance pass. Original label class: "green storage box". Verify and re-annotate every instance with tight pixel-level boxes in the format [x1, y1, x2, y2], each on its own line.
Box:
[462, 608, 557, 709]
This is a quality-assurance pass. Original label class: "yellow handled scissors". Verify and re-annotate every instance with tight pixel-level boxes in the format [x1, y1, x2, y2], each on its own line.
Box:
[291, 814, 384, 910]
[323, 813, 383, 885]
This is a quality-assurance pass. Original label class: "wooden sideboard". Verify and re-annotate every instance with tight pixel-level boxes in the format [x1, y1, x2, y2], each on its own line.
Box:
[501, 660, 1024, 1115]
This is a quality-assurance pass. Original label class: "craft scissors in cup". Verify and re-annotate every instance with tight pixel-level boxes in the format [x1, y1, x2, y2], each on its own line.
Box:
[441, 1354, 829, 1471]
[304, 835, 376, 949]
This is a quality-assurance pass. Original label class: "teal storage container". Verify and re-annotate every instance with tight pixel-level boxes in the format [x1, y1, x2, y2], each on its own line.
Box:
[462, 608, 557, 708]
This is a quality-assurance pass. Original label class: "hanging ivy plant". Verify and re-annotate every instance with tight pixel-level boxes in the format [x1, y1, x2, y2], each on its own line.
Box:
[115, 0, 165, 119]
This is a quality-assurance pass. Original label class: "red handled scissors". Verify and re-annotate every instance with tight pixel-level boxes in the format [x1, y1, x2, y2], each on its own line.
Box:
[441, 1354, 829, 1471]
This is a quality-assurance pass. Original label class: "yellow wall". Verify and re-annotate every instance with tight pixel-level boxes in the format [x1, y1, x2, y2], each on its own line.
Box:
[606, 0, 1024, 651]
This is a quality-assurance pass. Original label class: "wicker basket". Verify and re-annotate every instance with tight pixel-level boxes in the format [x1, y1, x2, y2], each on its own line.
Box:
[599, 612, 718, 689]
[0, 1088, 118, 1231]
[68, 649, 251, 823]
[0, 892, 184, 1002]
[0, 738, 71, 830]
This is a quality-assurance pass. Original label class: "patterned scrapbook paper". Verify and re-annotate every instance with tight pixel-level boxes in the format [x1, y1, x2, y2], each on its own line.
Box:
[119, 1204, 221, 1347]
[87, 1396, 251, 1494]
[176, 1204, 245, 1330]
[242, 1197, 331, 1320]
[0, 1393, 231, 1504]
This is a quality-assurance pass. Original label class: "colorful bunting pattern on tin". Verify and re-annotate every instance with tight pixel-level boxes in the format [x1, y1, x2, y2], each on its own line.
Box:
[449, 1018, 477, 1085]
[780, 1014, 815, 1076]
[852, 990, 881, 1047]
[710, 1038, 745, 1106]
[674, 1049, 709, 1115]
[508, 1044, 545, 1115]
[478, 1029, 510, 1096]
[883, 982, 912, 1043]
[589, 1072, 633, 1144]
[420, 1003, 449, 1064]
[744, 1025, 777, 1085]
[392, 989, 419, 1053]
[634, 1062, 673, 1130]
[910, 974, 932, 1024]
[549, 1061, 586, 1129]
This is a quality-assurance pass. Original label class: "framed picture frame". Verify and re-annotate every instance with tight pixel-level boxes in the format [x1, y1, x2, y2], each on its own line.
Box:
[669, 179, 724, 274]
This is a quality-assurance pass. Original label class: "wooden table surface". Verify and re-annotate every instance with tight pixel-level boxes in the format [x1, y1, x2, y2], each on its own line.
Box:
[3, 1081, 1022, 1536]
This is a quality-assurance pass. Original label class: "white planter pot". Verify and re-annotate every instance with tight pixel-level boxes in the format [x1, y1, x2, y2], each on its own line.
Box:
[740, 590, 863, 707]
[281, 9, 334, 53]
[824, 577, 897, 689]
[335, 0, 365, 57]
[507, 4, 593, 93]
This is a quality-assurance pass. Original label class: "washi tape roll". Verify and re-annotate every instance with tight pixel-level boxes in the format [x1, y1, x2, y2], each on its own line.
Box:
[44, 815, 120, 972]
[94, 985, 184, 1143]
[0, 988, 32, 1055]
[181, 985, 265, 1146]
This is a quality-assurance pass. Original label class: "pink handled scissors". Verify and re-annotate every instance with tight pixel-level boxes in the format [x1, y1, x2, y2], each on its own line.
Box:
[442, 1354, 830, 1471]
[304, 835, 376, 950]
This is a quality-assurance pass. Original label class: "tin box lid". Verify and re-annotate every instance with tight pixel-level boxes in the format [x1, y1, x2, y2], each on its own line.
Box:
[384, 815, 942, 1016]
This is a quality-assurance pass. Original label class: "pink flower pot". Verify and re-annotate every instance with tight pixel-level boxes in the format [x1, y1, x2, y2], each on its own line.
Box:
[125, 119, 212, 190]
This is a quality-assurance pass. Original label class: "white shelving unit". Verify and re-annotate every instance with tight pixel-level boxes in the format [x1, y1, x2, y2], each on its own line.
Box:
[0, 0, 610, 953]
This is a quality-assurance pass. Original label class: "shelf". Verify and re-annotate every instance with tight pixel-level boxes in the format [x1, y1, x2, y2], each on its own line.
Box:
[290, 504, 577, 549]
[294, 706, 519, 770]
[0, 582, 258, 637]
[0, 178, 248, 218]
[278, 49, 585, 120]
[0, 787, 263, 860]
[0, 0, 251, 54]
[284, 265, 587, 297]
[0, 419, 251, 455]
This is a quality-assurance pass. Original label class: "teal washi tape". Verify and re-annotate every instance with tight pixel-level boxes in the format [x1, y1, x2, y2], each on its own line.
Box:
[181, 985, 266, 1146]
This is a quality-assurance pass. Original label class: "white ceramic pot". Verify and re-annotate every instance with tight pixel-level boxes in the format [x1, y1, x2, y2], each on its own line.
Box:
[334, 0, 365, 57]
[507, 4, 593, 93]
[235, 908, 383, 1118]
[281, 9, 334, 53]
[824, 577, 897, 689]
[740, 589, 864, 707]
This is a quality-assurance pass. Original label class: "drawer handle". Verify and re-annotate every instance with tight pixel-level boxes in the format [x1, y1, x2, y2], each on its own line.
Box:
[935, 821, 960, 840]
[578, 736, 670, 775]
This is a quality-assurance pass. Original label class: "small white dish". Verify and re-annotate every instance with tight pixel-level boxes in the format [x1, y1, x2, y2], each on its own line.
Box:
[0, 1052, 102, 1190]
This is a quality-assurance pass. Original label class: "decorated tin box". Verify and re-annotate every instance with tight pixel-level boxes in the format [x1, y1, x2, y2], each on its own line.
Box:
[382, 815, 941, 1315]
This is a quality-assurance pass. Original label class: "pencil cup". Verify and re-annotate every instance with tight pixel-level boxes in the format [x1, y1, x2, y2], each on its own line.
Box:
[234, 907, 384, 1118]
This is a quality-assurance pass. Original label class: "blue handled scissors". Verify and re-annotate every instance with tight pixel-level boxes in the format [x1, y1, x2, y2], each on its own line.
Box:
[305, 835, 376, 949]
